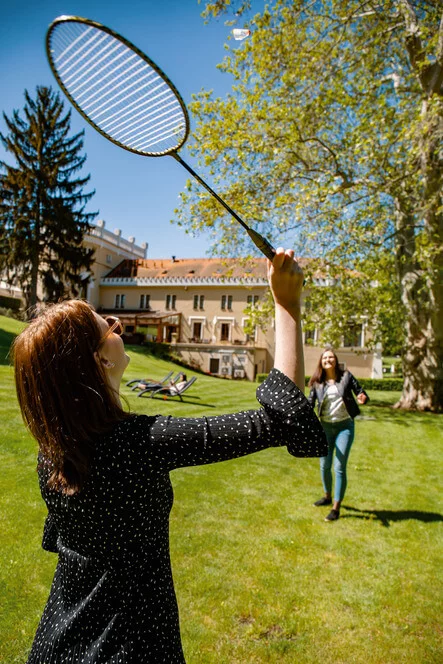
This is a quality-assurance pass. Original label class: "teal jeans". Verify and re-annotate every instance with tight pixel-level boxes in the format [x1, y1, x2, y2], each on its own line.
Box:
[320, 419, 355, 503]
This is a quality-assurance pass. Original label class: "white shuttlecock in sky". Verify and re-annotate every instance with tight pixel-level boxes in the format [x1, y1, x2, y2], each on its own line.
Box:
[232, 28, 251, 40]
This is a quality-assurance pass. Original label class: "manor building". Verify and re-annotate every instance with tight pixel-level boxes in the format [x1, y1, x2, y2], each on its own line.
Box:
[2, 220, 382, 379]
[87, 224, 380, 380]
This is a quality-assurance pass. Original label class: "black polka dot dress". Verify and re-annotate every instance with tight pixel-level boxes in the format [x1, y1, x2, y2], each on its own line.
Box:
[26, 369, 327, 663]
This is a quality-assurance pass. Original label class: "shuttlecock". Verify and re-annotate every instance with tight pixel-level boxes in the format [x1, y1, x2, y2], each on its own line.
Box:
[232, 28, 251, 41]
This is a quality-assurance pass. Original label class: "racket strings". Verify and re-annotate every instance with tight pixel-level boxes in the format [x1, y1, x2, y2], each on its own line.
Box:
[48, 22, 187, 155]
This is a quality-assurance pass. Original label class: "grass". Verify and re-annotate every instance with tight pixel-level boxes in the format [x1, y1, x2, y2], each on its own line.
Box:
[0, 315, 442, 663]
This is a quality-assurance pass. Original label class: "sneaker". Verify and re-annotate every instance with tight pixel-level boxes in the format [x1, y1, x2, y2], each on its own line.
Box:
[313, 497, 332, 507]
[325, 509, 340, 522]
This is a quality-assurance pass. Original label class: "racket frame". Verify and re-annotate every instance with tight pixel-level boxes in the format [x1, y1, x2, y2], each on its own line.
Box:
[46, 15, 276, 260]
[46, 15, 190, 157]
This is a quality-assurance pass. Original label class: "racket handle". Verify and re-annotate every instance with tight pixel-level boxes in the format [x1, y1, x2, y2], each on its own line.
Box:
[247, 228, 276, 261]
[171, 153, 276, 260]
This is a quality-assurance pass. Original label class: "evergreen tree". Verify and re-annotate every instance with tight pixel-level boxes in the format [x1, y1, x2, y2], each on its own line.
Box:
[175, 1, 443, 411]
[0, 86, 96, 311]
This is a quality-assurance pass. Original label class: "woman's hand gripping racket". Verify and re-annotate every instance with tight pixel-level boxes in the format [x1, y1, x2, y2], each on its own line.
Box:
[46, 16, 276, 260]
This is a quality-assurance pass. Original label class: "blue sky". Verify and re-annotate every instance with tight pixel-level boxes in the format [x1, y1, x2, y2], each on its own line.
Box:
[0, 0, 263, 258]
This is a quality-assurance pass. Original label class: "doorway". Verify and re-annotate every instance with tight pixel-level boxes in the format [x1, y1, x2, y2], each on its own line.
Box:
[209, 358, 220, 374]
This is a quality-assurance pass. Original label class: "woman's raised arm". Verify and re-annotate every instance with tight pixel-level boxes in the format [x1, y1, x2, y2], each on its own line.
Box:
[268, 248, 305, 390]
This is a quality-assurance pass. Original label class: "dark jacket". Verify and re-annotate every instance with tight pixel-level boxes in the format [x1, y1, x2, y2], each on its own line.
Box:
[26, 370, 327, 664]
[308, 370, 369, 421]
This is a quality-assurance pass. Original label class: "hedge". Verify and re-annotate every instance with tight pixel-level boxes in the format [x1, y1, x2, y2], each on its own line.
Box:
[256, 373, 404, 391]
[0, 295, 21, 311]
[358, 378, 404, 391]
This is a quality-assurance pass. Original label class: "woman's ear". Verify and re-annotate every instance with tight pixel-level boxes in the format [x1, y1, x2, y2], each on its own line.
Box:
[94, 352, 115, 369]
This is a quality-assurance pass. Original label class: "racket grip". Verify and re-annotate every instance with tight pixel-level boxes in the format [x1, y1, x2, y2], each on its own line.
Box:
[247, 228, 276, 261]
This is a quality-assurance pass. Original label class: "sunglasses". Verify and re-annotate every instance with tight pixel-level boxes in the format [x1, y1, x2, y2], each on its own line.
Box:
[97, 316, 124, 347]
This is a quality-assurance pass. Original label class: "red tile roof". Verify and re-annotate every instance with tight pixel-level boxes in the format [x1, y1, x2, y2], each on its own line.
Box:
[105, 257, 312, 280]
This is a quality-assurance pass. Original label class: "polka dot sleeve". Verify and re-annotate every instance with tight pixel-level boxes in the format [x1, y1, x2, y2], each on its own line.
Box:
[132, 368, 327, 471]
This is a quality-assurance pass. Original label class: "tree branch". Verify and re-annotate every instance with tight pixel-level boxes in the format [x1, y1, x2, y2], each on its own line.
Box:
[399, 0, 443, 96]
[437, 11, 443, 65]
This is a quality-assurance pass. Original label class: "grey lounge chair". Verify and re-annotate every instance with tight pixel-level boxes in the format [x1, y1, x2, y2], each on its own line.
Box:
[126, 370, 174, 390]
[133, 372, 184, 394]
[140, 376, 198, 401]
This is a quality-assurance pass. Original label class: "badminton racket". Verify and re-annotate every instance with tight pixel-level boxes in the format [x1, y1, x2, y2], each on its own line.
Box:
[45, 15, 276, 260]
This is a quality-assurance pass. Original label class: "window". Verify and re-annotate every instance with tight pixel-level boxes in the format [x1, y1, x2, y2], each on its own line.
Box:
[106, 254, 113, 265]
[304, 328, 316, 344]
[115, 294, 125, 309]
[193, 322, 202, 339]
[247, 295, 259, 306]
[343, 323, 362, 348]
[221, 295, 232, 311]
[193, 294, 205, 310]
[220, 323, 230, 341]
[243, 319, 256, 343]
[166, 294, 176, 310]
[140, 294, 150, 309]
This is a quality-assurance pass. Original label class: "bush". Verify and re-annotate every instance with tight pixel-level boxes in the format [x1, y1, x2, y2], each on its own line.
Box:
[0, 306, 25, 321]
[0, 295, 21, 312]
[358, 378, 404, 391]
[121, 332, 145, 345]
[141, 341, 173, 360]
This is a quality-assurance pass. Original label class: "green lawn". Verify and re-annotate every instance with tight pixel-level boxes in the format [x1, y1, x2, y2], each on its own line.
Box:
[0, 316, 442, 663]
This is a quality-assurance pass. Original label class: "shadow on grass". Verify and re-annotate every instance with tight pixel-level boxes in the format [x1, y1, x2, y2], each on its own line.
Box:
[362, 404, 440, 425]
[141, 396, 215, 407]
[342, 504, 443, 527]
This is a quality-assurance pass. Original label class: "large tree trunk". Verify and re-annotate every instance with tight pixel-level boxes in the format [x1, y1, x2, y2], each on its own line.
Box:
[28, 210, 41, 312]
[396, 268, 443, 412]
[28, 251, 39, 310]
[394, 99, 443, 412]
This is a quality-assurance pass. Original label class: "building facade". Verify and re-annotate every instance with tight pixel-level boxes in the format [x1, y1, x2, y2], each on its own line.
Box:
[98, 257, 273, 380]
[1, 221, 381, 379]
[98, 254, 382, 380]
[83, 220, 147, 308]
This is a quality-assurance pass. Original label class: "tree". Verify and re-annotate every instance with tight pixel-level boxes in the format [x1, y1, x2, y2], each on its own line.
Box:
[175, 0, 443, 411]
[0, 86, 96, 311]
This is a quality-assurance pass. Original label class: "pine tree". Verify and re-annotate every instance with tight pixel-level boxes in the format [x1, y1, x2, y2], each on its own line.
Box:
[0, 86, 96, 311]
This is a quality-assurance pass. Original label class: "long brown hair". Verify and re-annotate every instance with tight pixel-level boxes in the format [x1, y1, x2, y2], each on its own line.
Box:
[13, 300, 131, 495]
[308, 348, 344, 387]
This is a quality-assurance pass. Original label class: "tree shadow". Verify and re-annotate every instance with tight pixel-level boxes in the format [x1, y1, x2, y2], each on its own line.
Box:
[341, 505, 443, 528]
[361, 404, 439, 425]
